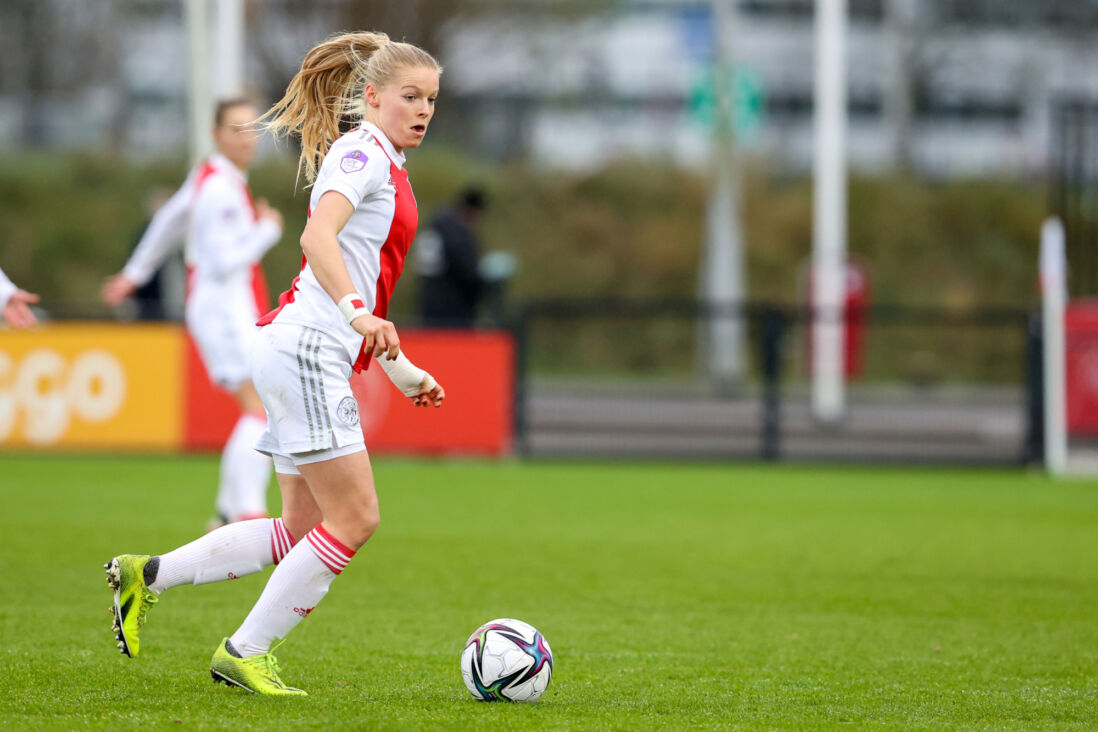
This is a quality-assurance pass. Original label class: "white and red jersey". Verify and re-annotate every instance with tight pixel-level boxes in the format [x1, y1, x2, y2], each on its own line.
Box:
[258, 122, 419, 373]
[122, 152, 279, 319]
[121, 152, 281, 388]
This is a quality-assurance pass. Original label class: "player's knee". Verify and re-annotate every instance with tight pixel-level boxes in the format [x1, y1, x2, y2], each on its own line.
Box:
[341, 503, 380, 549]
[280, 514, 311, 544]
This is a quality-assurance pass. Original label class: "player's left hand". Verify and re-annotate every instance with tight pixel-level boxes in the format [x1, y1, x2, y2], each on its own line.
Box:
[411, 378, 445, 408]
[2, 289, 39, 329]
[101, 273, 137, 306]
[256, 199, 284, 231]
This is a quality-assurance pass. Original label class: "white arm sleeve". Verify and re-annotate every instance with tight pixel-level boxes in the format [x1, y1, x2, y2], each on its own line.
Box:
[192, 179, 283, 279]
[377, 350, 436, 397]
[0, 267, 16, 311]
[122, 178, 194, 286]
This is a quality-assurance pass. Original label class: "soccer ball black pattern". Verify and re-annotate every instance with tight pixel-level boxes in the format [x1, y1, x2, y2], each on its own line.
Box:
[460, 618, 553, 702]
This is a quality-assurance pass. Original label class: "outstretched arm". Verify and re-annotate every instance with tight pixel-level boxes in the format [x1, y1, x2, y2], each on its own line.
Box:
[102, 179, 193, 305]
[0, 268, 39, 329]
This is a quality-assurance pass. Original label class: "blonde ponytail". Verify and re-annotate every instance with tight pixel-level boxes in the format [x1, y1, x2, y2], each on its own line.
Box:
[259, 31, 441, 185]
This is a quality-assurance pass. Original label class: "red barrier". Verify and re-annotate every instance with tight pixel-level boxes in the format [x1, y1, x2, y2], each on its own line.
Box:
[1065, 301, 1098, 435]
[183, 329, 515, 455]
[183, 334, 242, 451]
[351, 330, 515, 455]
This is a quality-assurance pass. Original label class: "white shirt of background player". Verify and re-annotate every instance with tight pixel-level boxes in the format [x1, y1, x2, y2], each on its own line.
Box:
[104, 164, 281, 318]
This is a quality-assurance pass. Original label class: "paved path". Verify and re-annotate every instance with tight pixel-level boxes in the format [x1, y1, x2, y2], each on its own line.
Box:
[523, 383, 1028, 463]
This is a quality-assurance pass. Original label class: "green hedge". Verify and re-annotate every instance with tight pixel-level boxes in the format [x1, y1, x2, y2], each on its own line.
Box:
[0, 149, 1046, 381]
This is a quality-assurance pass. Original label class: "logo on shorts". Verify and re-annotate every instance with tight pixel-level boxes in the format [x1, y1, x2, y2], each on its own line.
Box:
[337, 396, 360, 426]
[340, 150, 368, 173]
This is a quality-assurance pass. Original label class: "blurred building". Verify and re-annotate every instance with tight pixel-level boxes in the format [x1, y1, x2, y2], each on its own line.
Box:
[3, 0, 1098, 177]
[442, 0, 1098, 176]
[0, 0, 343, 158]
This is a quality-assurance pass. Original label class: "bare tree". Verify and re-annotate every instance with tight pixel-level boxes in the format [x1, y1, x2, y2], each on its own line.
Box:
[0, 0, 122, 149]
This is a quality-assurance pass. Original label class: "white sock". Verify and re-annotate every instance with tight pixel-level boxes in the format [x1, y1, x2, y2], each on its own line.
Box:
[216, 413, 272, 521]
[229, 525, 355, 656]
[149, 518, 297, 592]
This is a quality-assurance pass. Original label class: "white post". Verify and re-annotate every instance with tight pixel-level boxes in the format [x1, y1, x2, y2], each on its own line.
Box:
[702, 0, 746, 385]
[184, 0, 213, 166]
[1041, 217, 1067, 476]
[812, 0, 848, 423]
[215, 0, 245, 97]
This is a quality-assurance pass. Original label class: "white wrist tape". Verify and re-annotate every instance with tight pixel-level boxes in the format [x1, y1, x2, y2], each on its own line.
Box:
[377, 350, 436, 397]
[337, 293, 371, 324]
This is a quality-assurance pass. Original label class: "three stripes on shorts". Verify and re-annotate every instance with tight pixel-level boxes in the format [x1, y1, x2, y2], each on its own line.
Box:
[296, 328, 333, 451]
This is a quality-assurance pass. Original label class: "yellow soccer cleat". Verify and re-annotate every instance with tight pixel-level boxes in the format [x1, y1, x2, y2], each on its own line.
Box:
[104, 554, 159, 658]
[210, 638, 307, 696]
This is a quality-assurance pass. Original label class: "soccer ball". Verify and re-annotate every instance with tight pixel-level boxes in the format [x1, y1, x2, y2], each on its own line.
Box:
[460, 618, 553, 702]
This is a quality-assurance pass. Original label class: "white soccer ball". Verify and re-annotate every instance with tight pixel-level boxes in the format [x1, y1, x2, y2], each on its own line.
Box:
[460, 618, 554, 702]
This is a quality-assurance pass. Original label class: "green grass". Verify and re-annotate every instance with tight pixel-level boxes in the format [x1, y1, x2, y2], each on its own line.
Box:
[0, 455, 1095, 730]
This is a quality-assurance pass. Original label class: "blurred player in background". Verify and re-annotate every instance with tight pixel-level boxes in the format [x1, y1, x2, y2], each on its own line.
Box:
[105, 31, 445, 696]
[102, 99, 284, 528]
[0, 268, 39, 329]
[415, 186, 488, 327]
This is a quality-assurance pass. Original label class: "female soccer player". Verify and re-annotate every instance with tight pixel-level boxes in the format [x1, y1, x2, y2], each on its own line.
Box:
[103, 99, 284, 527]
[0, 268, 39, 329]
[105, 32, 445, 696]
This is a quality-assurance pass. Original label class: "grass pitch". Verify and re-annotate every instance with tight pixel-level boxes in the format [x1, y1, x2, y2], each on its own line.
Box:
[0, 454, 1095, 730]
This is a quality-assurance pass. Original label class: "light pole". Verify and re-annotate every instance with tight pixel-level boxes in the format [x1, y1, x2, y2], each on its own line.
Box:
[811, 0, 848, 423]
[701, 0, 746, 387]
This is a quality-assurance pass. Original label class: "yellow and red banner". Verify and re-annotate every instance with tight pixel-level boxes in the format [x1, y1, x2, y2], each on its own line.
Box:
[0, 323, 183, 450]
[0, 323, 514, 455]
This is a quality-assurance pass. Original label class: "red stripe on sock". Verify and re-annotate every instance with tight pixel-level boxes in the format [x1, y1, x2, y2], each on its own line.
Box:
[279, 520, 289, 558]
[312, 524, 356, 560]
[270, 526, 282, 565]
[310, 538, 350, 573]
[308, 534, 347, 569]
[306, 532, 346, 574]
[273, 522, 286, 564]
[271, 518, 295, 565]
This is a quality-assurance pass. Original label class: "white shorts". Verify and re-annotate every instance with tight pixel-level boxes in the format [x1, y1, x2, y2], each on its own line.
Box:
[186, 300, 258, 391]
[269, 443, 365, 475]
[251, 323, 366, 466]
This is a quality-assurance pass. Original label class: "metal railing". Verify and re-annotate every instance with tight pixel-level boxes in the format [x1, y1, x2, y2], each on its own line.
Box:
[510, 299, 1036, 464]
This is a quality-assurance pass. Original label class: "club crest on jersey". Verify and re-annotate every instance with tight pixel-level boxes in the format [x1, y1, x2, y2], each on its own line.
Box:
[337, 396, 360, 426]
[340, 150, 368, 173]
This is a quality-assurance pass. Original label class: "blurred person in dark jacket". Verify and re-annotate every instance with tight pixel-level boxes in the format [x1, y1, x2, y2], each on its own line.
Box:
[415, 187, 488, 327]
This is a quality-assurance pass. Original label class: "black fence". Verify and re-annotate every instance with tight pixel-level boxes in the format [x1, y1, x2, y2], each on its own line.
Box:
[510, 299, 1038, 464]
